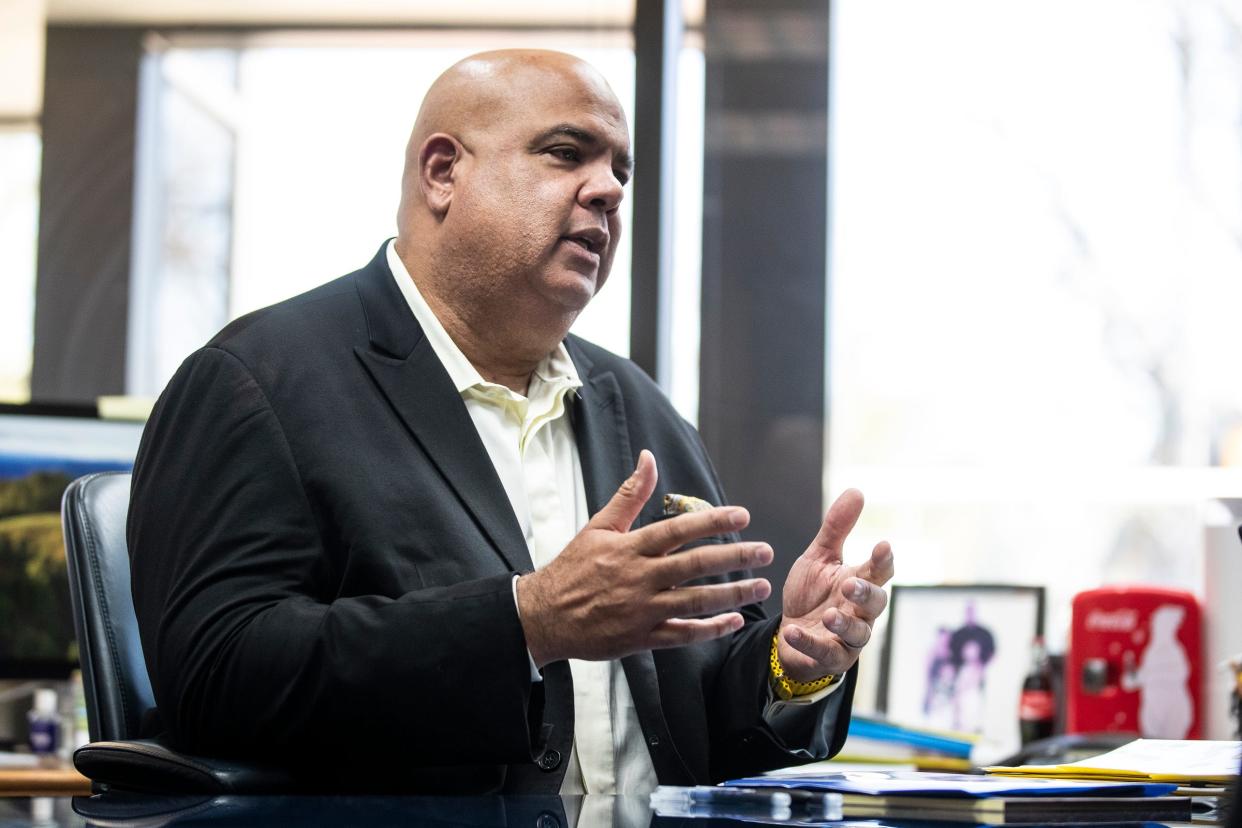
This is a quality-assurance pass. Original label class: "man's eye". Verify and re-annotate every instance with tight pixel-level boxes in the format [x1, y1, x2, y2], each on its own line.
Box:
[549, 146, 580, 162]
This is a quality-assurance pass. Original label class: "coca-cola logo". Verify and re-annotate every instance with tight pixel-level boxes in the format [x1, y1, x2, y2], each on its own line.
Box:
[1085, 608, 1138, 632]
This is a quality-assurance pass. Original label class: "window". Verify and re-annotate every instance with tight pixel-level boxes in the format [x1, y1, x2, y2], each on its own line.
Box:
[128, 45, 238, 397]
[829, 0, 1242, 655]
[0, 129, 40, 403]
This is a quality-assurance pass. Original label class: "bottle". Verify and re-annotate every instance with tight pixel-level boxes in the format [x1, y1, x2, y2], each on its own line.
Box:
[27, 688, 60, 758]
[1019, 636, 1056, 744]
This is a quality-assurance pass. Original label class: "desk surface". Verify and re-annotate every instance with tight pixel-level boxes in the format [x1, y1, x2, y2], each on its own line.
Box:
[0, 764, 91, 797]
[0, 793, 1215, 828]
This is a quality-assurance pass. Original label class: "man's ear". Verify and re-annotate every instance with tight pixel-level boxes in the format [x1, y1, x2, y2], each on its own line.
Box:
[420, 133, 463, 217]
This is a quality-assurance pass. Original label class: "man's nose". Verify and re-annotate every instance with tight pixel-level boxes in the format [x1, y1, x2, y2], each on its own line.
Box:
[579, 165, 624, 213]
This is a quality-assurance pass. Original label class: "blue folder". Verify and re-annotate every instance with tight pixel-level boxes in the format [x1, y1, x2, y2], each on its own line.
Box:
[725, 770, 1178, 798]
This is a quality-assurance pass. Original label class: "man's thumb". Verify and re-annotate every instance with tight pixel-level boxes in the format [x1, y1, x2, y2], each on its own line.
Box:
[590, 449, 657, 532]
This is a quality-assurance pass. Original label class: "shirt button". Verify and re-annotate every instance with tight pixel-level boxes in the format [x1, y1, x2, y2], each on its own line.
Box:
[537, 749, 562, 771]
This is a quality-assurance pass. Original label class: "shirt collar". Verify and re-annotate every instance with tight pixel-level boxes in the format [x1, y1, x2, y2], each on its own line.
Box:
[385, 239, 582, 399]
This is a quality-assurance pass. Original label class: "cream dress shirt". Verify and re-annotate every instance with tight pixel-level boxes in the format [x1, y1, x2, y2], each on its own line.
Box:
[386, 241, 657, 795]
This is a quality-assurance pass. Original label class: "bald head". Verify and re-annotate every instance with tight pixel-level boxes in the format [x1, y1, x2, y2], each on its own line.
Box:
[391, 49, 632, 386]
[398, 50, 627, 226]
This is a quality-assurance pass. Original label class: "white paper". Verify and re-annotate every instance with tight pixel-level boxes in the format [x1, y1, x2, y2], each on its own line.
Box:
[1060, 738, 1241, 778]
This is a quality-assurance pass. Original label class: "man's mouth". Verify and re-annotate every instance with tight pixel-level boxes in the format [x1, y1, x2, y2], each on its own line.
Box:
[563, 229, 607, 255]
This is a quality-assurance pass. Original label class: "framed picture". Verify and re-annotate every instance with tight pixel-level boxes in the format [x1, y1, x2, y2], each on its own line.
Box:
[877, 584, 1045, 747]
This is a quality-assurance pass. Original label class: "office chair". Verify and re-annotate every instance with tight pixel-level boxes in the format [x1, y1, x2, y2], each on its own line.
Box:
[62, 471, 296, 793]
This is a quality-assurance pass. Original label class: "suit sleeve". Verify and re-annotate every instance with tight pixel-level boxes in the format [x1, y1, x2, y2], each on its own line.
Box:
[674, 424, 857, 782]
[128, 347, 544, 770]
[705, 615, 857, 781]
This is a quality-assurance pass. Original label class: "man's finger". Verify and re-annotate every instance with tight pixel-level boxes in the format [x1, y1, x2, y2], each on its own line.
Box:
[804, 488, 865, 562]
[856, 540, 895, 586]
[823, 607, 873, 650]
[648, 613, 744, 649]
[654, 542, 773, 587]
[782, 623, 840, 668]
[631, 505, 749, 555]
[842, 576, 889, 620]
[652, 578, 771, 618]
[589, 450, 658, 533]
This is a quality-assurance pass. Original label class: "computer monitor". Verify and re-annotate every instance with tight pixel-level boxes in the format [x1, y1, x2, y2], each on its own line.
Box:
[0, 403, 144, 679]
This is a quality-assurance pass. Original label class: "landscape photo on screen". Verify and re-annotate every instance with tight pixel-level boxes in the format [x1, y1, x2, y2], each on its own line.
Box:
[0, 412, 141, 668]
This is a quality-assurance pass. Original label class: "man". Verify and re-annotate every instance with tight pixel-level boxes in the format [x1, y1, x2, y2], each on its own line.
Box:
[128, 49, 893, 794]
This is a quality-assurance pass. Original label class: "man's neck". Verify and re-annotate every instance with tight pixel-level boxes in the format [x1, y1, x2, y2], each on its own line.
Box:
[421, 279, 569, 397]
[395, 238, 575, 396]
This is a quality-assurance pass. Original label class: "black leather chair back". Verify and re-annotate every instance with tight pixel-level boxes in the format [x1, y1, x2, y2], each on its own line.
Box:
[62, 471, 155, 743]
[61, 472, 297, 793]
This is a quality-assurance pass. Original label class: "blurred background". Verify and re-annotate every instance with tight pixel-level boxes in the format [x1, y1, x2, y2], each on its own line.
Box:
[2, 0, 1242, 740]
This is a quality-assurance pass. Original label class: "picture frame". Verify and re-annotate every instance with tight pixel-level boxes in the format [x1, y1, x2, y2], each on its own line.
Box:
[877, 584, 1045, 747]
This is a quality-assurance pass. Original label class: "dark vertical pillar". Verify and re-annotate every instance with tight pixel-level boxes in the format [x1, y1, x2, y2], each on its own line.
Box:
[32, 26, 144, 404]
[630, 0, 680, 385]
[699, 0, 830, 610]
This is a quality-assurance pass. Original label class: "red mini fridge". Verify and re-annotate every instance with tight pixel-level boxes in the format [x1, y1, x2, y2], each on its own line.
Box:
[1066, 586, 1202, 738]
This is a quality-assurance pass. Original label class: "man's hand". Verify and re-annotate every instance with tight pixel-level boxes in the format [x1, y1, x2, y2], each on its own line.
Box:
[779, 489, 894, 683]
[516, 450, 773, 667]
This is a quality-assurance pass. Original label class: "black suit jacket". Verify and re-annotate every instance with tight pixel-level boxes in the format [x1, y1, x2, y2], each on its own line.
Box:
[127, 243, 855, 793]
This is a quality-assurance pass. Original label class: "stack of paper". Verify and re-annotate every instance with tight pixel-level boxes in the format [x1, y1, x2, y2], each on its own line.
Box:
[985, 738, 1242, 786]
[728, 769, 1178, 798]
[724, 770, 1191, 824]
[837, 794, 1191, 824]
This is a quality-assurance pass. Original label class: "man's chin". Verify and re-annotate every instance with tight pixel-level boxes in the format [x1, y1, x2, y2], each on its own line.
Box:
[541, 270, 601, 313]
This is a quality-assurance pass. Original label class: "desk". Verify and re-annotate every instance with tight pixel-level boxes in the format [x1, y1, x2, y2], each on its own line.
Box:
[0, 793, 1214, 827]
[0, 764, 91, 797]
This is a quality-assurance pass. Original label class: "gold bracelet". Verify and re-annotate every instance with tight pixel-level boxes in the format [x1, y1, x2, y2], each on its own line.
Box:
[770, 632, 836, 700]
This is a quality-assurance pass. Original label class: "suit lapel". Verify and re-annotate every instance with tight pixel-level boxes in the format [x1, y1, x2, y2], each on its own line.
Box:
[567, 338, 695, 784]
[352, 244, 533, 574]
[566, 346, 632, 517]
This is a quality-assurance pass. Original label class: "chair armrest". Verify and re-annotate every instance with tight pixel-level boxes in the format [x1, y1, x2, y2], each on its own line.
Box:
[73, 737, 301, 794]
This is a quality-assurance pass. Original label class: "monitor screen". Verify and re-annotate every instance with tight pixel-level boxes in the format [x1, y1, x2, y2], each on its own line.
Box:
[0, 403, 145, 679]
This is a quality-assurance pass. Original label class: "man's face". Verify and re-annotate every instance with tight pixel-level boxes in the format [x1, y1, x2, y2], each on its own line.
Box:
[449, 64, 632, 316]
